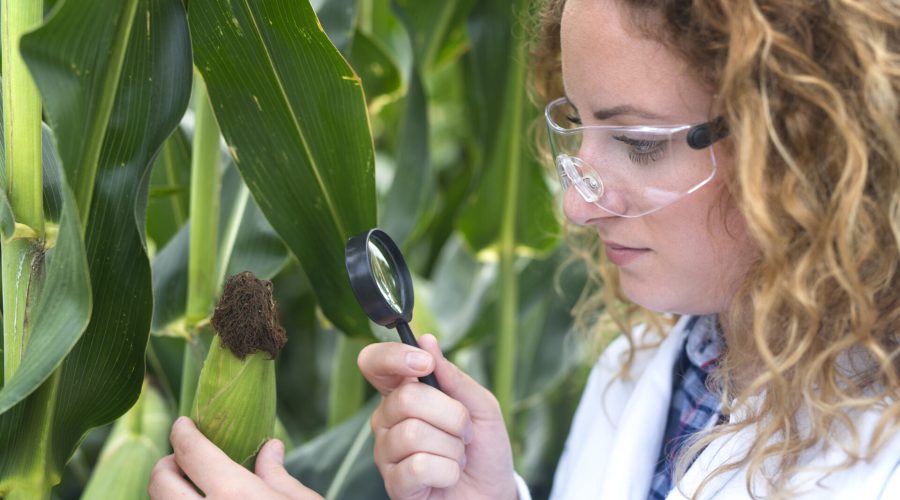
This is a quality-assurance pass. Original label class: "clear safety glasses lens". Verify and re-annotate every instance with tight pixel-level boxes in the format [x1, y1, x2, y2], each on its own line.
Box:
[544, 97, 719, 218]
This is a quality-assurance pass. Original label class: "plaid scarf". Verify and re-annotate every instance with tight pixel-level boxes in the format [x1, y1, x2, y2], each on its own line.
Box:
[647, 315, 724, 499]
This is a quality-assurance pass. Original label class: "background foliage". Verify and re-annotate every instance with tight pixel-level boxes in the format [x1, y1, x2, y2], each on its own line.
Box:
[0, 0, 596, 498]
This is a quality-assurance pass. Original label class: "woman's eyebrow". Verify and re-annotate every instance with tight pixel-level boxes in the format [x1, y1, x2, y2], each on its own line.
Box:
[566, 97, 664, 121]
[592, 104, 662, 120]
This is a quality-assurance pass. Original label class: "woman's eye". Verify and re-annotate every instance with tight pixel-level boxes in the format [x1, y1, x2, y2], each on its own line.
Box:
[565, 113, 582, 125]
[613, 135, 667, 164]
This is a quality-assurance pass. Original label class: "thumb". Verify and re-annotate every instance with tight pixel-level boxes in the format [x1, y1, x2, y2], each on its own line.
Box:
[417, 334, 502, 421]
[255, 439, 286, 478]
[255, 439, 319, 498]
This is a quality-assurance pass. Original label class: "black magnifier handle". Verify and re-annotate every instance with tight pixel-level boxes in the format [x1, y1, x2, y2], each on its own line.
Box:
[396, 321, 440, 390]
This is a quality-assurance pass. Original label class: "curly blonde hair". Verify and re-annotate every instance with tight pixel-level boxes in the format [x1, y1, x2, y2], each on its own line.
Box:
[529, 0, 900, 497]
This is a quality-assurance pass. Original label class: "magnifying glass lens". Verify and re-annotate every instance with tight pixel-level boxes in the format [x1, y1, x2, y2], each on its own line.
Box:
[346, 228, 440, 391]
[367, 239, 403, 314]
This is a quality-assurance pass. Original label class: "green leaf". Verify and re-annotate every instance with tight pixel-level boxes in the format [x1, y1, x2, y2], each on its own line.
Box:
[347, 29, 402, 107]
[0, 162, 90, 417]
[285, 398, 388, 499]
[189, 0, 377, 339]
[417, 234, 495, 350]
[21, 0, 141, 223]
[390, 0, 474, 72]
[458, 0, 560, 255]
[379, 70, 430, 245]
[2, 0, 192, 489]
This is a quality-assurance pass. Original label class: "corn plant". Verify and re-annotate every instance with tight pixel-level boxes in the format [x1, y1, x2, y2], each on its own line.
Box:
[0, 0, 592, 498]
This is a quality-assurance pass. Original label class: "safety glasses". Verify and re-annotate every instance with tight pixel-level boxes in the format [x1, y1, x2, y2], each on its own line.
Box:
[545, 97, 728, 217]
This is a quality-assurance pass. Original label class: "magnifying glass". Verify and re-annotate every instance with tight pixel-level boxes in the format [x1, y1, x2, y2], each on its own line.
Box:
[345, 228, 440, 390]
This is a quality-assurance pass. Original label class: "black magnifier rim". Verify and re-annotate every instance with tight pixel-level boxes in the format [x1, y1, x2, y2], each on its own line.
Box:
[345, 228, 414, 327]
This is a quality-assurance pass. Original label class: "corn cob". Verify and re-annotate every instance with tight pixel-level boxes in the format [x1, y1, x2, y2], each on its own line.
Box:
[191, 271, 287, 467]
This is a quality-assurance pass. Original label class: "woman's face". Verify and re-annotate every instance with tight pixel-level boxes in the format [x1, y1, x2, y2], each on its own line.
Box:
[560, 0, 756, 315]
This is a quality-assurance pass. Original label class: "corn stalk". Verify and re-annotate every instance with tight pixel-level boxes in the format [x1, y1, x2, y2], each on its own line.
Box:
[458, 0, 559, 428]
[0, 0, 191, 497]
[1, 0, 44, 385]
[179, 75, 222, 416]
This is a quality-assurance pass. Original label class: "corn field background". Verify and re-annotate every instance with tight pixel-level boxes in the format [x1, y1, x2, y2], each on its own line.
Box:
[0, 0, 597, 498]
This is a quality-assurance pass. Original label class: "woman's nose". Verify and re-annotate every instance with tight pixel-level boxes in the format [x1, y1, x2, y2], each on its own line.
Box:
[562, 185, 618, 224]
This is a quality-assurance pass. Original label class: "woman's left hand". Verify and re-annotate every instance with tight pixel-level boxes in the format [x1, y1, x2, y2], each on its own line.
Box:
[149, 416, 322, 499]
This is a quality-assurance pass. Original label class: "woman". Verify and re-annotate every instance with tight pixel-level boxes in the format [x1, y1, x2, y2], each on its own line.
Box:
[150, 0, 900, 498]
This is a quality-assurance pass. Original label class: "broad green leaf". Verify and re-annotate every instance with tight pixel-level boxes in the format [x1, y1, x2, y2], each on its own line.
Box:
[380, 70, 430, 245]
[41, 123, 63, 223]
[7, 0, 192, 488]
[189, 0, 377, 339]
[458, 0, 560, 255]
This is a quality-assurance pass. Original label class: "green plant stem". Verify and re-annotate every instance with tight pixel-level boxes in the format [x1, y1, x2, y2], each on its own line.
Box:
[2, 0, 44, 383]
[215, 183, 249, 291]
[422, 0, 457, 72]
[186, 74, 221, 326]
[74, 0, 139, 227]
[5, 369, 62, 500]
[494, 1, 528, 430]
[128, 381, 146, 436]
[163, 136, 188, 225]
[496, 249, 518, 428]
[327, 336, 365, 428]
[356, 0, 372, 34]
[181, 73, 221, 415]
[2, 0, 43, 232]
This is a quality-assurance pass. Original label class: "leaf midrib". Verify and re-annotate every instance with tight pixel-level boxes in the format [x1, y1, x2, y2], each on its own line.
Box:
[238, 0, 348, 239]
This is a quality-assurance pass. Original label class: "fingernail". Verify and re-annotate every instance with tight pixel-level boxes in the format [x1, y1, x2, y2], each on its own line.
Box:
[406, 352, 430, 371]
[462, 422, 474, 445]
[459, 453, 467, 470]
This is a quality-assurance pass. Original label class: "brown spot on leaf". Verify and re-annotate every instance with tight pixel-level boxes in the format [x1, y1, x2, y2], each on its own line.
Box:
[211, 271, 287, 359]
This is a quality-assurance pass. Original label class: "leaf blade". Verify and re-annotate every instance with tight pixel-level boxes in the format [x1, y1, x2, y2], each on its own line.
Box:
[7, 0, 192, 481]
[189, 0, 377, 338]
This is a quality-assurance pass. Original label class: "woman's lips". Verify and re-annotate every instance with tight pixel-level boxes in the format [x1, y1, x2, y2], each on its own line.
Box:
[604, 242, 650, 266]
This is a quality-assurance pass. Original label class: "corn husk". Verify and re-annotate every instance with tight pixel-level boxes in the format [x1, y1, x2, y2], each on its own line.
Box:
[81, 382, 172, 500]
[190, 271, 286, 467]
[191, 336, 277, 466]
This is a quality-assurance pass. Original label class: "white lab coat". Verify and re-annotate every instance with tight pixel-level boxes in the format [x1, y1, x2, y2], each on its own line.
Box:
[516, 316, 900, 499]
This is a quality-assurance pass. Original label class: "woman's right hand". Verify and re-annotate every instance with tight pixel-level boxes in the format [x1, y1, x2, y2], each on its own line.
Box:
[358, 334, 518, 500]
